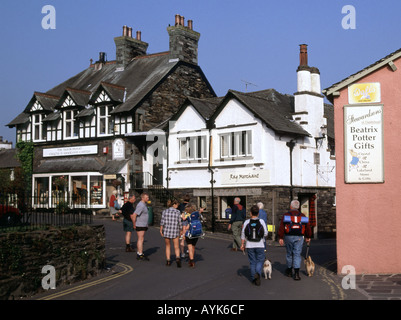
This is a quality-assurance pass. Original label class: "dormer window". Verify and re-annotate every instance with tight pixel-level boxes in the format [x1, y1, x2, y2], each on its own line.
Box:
[97, 105, 114, 135]
[32, 113, 45, 141]
[63, 110, 78, 139]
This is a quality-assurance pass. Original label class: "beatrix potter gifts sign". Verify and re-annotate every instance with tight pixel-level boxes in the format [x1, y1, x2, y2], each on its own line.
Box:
[344, 104, 384, 183]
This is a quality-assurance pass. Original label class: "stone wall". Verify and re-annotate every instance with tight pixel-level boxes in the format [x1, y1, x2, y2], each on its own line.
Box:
[0, 224, 106, 300]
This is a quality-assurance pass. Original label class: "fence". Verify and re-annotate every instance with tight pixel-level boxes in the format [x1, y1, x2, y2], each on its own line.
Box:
[0, 189, 93, 233]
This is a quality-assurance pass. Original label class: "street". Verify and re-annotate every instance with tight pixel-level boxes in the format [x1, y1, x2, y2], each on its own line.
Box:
[32, 217, 367, 302]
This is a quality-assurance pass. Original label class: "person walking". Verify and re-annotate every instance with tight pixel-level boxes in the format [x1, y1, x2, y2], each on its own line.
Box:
[109, 190, 121, 221]
[257, 202, 268, 249]
[133, 193, 150, 261]
[278, 199, 312, 281]
[183, 204, 204, 268]
[160, 199, 183, 267]
[177, 194, 190, 259]
[121, 194, 136, 252]
[240, 205, 268, 286]
[228, 197, 246, 251]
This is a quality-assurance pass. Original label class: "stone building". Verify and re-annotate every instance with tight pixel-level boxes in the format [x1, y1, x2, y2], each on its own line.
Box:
[6, 15, 215, 210]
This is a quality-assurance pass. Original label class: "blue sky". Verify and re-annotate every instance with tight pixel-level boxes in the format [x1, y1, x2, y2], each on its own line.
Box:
[1, 0, 400, 145]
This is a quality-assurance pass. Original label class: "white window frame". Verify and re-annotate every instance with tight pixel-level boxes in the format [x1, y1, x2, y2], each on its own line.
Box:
[97, 105, 114, 136]
[179, 135, 207, 161]
[220, 130, 252, 158]
[32, 114, 45, 142]
[63, 110, 78, 140]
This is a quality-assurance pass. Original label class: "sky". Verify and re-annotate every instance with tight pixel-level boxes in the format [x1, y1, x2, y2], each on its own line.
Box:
[1, 0, 401, 145]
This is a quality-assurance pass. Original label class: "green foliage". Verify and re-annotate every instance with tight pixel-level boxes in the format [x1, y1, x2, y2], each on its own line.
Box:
[15, 141, 34, 192]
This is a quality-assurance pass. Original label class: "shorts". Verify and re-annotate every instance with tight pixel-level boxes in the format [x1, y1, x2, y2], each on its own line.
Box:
[185, 236, 199, 246]
[123, 218, 134, 232]
[136, 226, 148, 232]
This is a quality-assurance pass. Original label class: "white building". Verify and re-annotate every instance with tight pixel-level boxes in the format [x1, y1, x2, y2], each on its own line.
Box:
[165, 45, 336, 237]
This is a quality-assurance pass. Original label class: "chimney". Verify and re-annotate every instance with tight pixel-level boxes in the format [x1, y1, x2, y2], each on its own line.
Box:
[167, 14, 200, 65]
[114, 25, 148, 69]
[299, 44, 308, 67]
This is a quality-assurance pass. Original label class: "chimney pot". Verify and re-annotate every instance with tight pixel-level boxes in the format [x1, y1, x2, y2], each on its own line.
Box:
[127, 27, 132, 38]
[136, 31, 141, 41]
[175, 14, 180, 26]
[123, 25, 128, 37]
[299, 44, 308, 67]
[188, 20, 193, 30]
[180, 16, 185, 26]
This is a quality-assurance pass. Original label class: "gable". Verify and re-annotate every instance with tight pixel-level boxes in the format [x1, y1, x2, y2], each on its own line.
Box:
[171, 105, 206, 132]
[61, 95, 76, 108]
[214, 99, 257, 128]
[30, 100, 43, 112]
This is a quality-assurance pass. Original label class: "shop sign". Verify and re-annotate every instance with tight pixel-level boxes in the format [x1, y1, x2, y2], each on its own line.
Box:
[348, 82, 381, 104]
[344, 104, 384, 183]
[112, 138, 125, 160]
[221, 169, 270, 185]
[43, 145, 98, 157]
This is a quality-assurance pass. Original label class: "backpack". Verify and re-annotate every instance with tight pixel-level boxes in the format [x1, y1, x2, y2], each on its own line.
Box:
[225, 207, 232, 219]
[186, 211, 205, 239]
[283, 212, 309, 236]
[244, 219, 265, 242]
[114, 199, 121, 210]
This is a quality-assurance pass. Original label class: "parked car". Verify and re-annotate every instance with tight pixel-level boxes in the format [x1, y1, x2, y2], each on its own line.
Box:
[0, 204, 22, 226]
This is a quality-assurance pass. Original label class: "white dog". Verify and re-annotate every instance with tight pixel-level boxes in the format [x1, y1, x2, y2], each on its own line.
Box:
[263, 258, 272, 280]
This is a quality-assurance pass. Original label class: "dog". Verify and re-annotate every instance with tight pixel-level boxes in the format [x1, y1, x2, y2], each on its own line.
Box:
[305, 255, 315, 277]
[263, 258, 272, 280]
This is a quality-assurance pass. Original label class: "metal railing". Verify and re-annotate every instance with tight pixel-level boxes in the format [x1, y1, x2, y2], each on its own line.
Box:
[0, 190, 93, 233]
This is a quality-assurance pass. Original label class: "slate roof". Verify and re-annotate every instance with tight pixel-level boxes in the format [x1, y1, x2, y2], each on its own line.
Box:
[7, 52, 214, 127]
[0, 149, 20, 169]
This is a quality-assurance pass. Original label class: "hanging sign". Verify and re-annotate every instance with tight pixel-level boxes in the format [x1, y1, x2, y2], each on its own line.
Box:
[344, 104, 384, 183]
[348, 83, 381, 104]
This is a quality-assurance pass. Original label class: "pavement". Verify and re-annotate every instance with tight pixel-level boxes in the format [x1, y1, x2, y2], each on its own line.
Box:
[30, 216, 401, 301]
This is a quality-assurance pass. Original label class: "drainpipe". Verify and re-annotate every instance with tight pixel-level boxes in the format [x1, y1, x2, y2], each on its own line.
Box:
[286, 139, 296, 200]
[208, 134, 216, 233]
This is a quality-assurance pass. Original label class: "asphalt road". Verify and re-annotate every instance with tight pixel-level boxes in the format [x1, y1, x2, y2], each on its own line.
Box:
[33, 217, 367, 301]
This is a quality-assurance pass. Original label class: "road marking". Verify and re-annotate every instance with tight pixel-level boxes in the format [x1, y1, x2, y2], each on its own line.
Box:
[37, 262, 133, 300]
[318, 260, 346, 300]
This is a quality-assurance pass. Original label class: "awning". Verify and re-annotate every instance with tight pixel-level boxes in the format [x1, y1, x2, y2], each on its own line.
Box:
[99, 159, 129, 174]
[34, 157, 104, 174]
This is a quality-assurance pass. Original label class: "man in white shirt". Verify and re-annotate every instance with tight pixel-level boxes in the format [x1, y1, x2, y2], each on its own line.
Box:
[241, 205, 268, 286]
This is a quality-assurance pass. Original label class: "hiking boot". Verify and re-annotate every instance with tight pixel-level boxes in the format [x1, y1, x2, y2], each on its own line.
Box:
[176, 259, 182, 268]
[188, 260, 195, 268]
[285, 267, 293, 277]
[125, 245, 134, 252]
[253, 273, 261, 286]
[294, 268, 301, 281]
[166, 260, 171, 266]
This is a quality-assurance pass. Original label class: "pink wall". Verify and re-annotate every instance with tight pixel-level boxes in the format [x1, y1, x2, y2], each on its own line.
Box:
[334, 57, 401, 274]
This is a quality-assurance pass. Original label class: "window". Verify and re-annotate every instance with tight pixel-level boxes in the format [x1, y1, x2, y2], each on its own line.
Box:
[32, 114, 45, 141]
[97, 106, 114, 135]
[220, 130, 252, 158]
[179, 136, 207, 161]
[34, 177, 49, 207]
[90, 176, 103, 205]
[17, 122, 31, 142]
[64, 110, 78, 139]
[71, 176, 88, 207]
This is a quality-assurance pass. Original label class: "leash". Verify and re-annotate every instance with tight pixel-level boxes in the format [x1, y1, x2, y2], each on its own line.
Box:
[305, 242, 310, 259]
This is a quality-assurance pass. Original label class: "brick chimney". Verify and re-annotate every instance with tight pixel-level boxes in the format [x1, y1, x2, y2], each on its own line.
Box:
[114, 25, 148, 69]
[167, 14, 200, 65]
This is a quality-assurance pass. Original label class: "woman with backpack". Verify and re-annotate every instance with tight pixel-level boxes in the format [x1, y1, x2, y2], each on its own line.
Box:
[240, 205, 268, 286]
[182, 204, 205, 268]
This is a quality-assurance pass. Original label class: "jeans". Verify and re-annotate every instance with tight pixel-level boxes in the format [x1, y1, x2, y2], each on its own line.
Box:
[247, 247, 265, 279]
[284, 235, 304, 269]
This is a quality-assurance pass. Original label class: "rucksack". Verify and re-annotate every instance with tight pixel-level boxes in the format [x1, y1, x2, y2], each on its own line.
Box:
[244, 219, 265, 242]
[186, 211, 205, 239]
[283, 212, 309, 236]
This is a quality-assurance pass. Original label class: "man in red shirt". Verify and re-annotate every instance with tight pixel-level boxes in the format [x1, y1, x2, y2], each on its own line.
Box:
[278, 200, 312, 280]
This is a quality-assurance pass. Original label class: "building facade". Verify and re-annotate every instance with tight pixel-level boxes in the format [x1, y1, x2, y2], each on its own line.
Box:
[324, 48, 401, 274]
[166, 45, 336, 238]
[7, 15, 215, 210]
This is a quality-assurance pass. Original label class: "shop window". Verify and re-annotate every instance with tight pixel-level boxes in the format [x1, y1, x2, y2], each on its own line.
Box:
[52, 175, 68, 207]
[71, 176, 88, 207]
[90, 176, 103, 206]
[34, 177, 49, 207]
